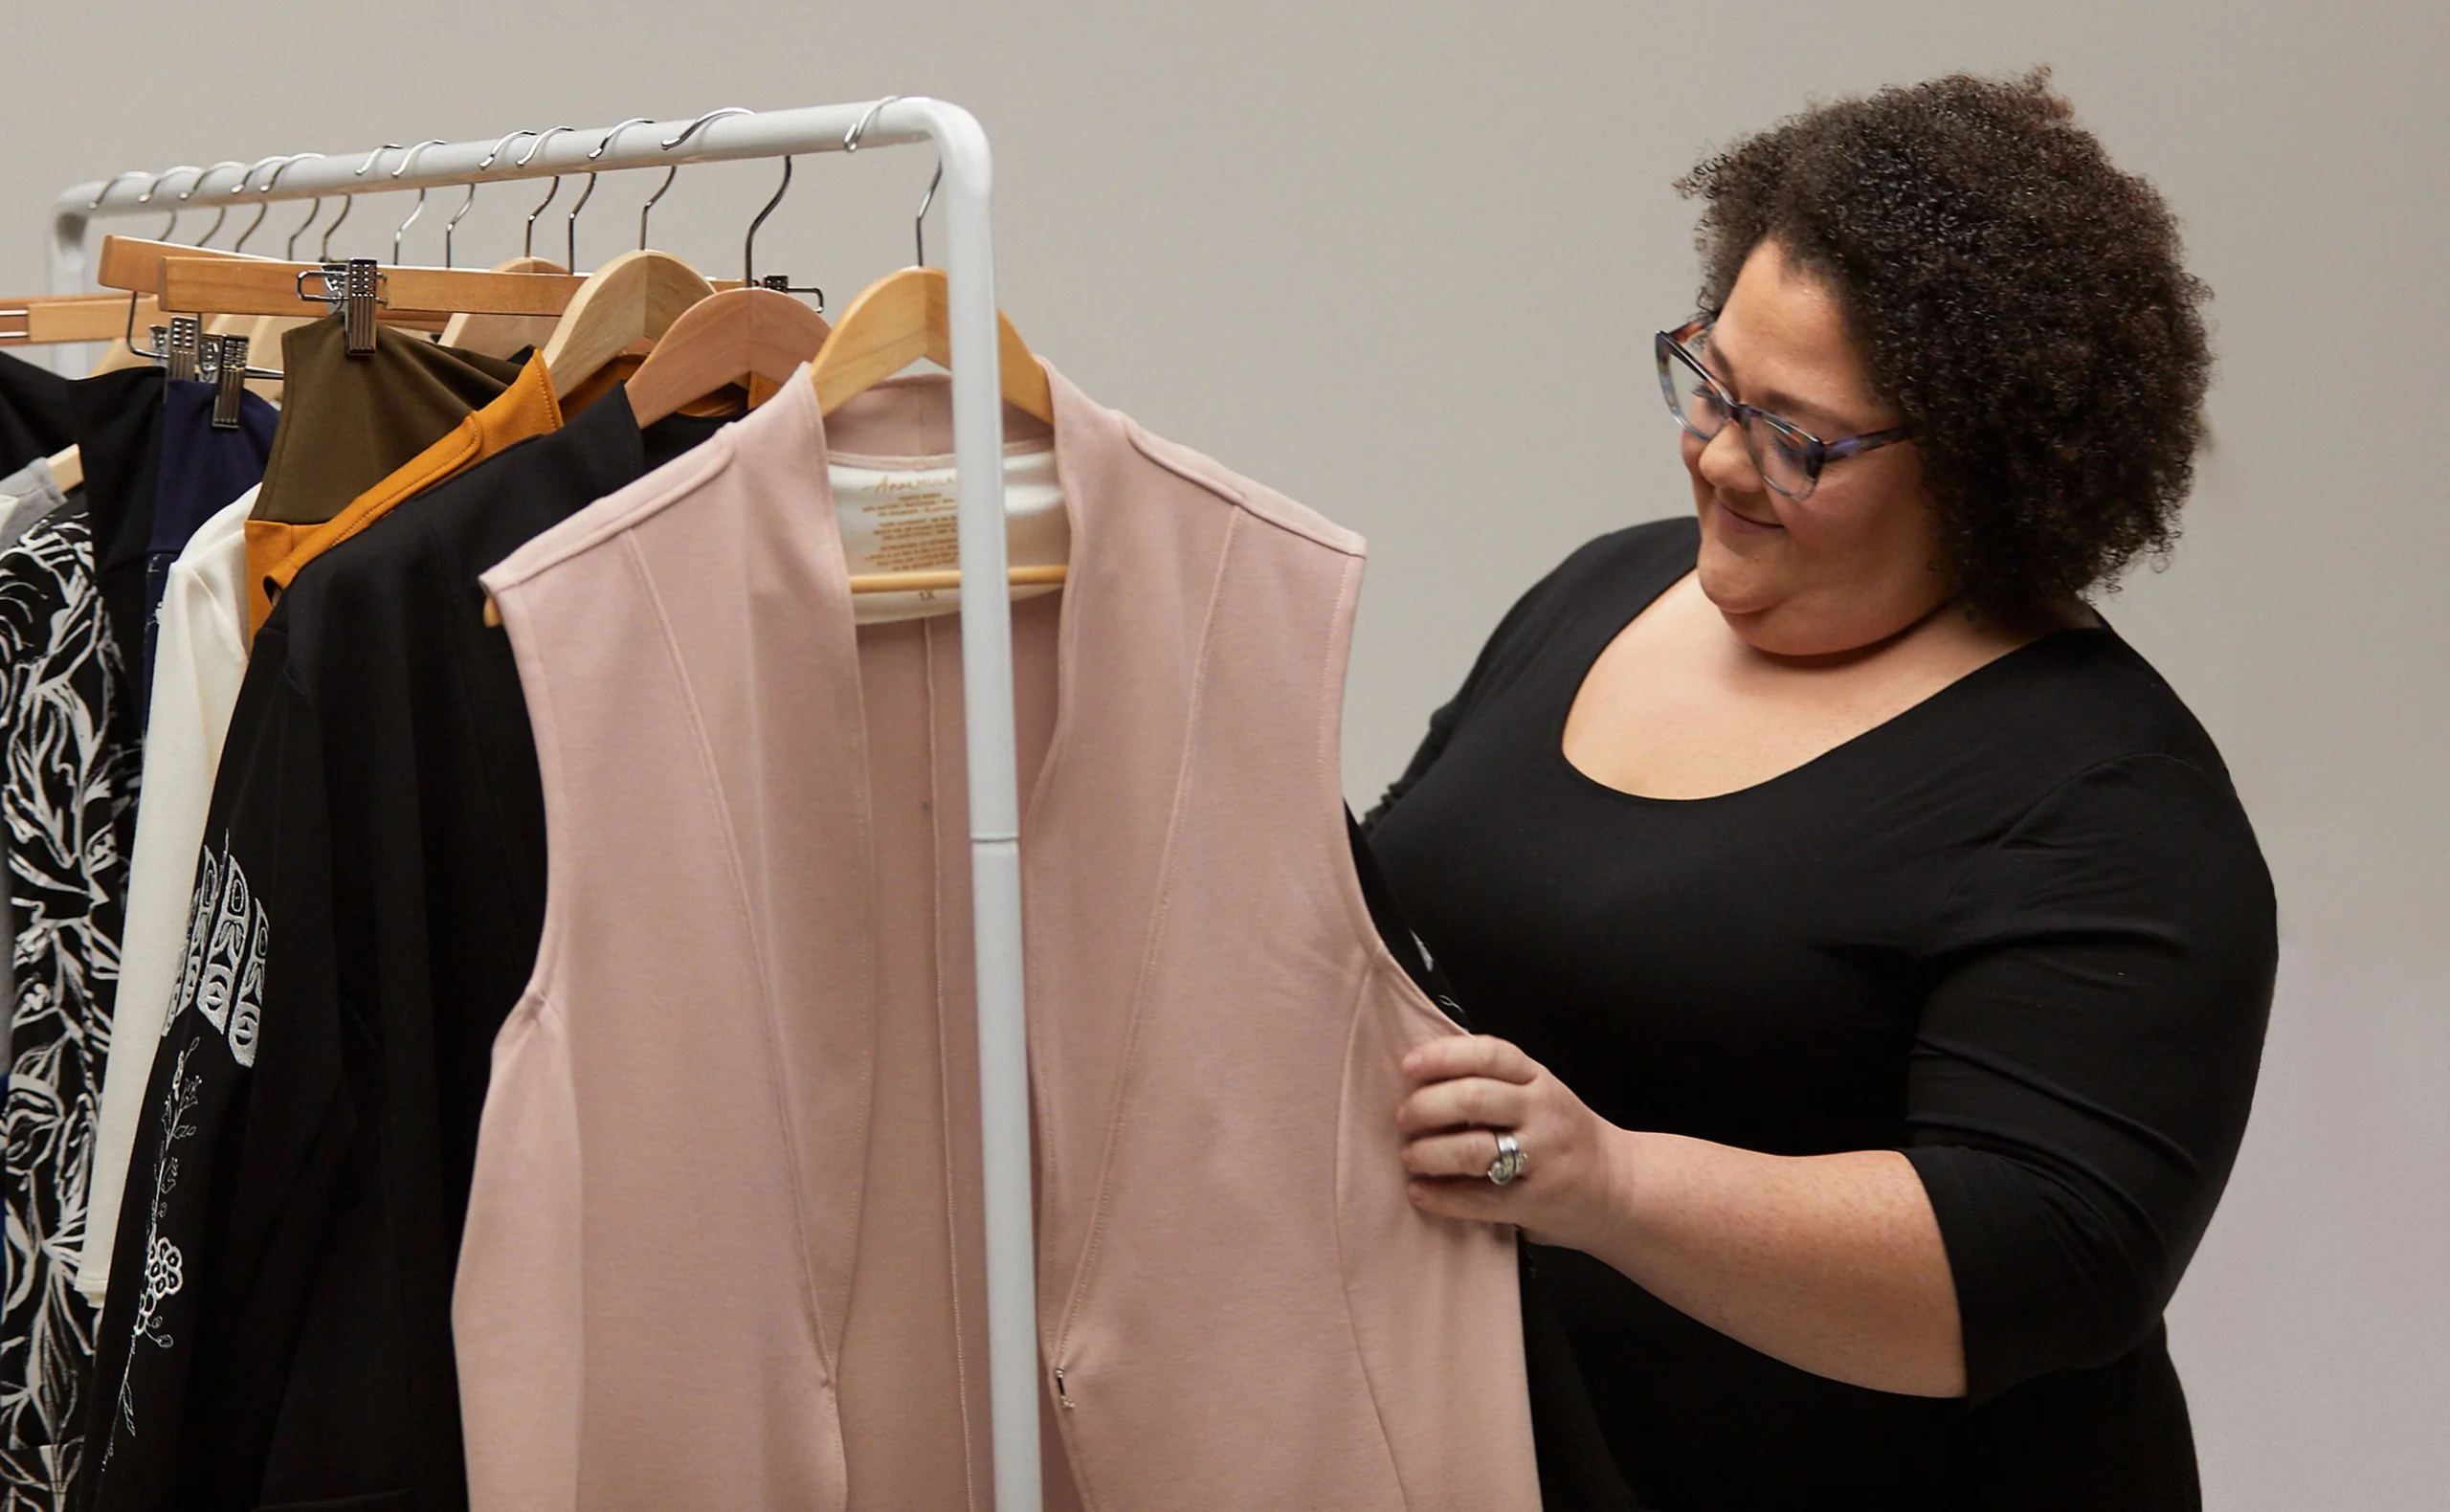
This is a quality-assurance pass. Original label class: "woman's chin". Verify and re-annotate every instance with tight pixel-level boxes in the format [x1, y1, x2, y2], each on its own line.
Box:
[1695, 548, 1783, 621]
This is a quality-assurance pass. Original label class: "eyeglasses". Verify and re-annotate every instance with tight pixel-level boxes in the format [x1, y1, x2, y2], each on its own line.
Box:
[1655, 316, 1911, 501]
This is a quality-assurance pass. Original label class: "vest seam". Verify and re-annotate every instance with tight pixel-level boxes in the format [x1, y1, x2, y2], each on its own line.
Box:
[1332, 958, 1417, 1502]
[1317, 546, 1415, 1501]
[489, 581, 571, 1015]
[615, 532, 851, 1386]
[1046, 507, 1242, 1500]
[1315, 554, 1472, 1037]
[481, 419, 743, 596]
[1120, 417, 1364, 559]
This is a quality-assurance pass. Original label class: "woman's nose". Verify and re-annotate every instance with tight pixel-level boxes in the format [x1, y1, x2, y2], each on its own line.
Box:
[1696, 419, 1763, 495]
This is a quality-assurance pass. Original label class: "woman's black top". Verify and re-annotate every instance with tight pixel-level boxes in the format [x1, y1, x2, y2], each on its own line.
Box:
[1365, 519, 2275, 1511]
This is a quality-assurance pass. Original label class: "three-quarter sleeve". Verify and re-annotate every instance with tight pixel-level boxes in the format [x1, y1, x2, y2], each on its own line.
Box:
[1903, 752, 2276, 1404]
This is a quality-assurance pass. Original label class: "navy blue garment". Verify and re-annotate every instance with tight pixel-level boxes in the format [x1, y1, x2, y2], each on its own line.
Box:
[143, 380, 276, 710]
[65, 368, 165, 735]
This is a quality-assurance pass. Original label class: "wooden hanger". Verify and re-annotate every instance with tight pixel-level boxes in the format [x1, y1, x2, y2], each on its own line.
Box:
[94, 233, 266, 292]
[43, 445, 82, 494]
[806, 265, 1061, 598]
[0, 292, 165, 345]
[154, 255, 586, 322]
[95, 236, 446, 332]
[102, 229, 587, 321]
[623, 286, 831, 426]
[440, 256, 570, 358]
[807, 265, 1053, 423]
[540, 249, 714, 398]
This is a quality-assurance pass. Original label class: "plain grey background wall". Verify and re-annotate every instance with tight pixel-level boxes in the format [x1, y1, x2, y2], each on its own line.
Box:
[4, 1, 2442, 1503]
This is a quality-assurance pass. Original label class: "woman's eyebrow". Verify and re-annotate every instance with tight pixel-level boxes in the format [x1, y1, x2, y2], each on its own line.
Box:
[1701, 336, 1854, 434]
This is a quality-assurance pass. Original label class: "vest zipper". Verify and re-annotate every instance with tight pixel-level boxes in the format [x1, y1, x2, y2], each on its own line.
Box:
[1052, 1366, 1073, 1409]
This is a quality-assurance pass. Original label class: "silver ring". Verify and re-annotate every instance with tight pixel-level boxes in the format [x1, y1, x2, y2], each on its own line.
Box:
[1486, 1130, 1527, 1187]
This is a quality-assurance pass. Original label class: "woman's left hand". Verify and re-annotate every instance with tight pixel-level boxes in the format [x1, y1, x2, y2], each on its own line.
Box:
[1396, 1034, 1632, 1252]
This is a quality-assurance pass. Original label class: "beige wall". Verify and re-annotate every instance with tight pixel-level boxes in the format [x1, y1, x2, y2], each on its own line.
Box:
[5, 1, 2441, 1502]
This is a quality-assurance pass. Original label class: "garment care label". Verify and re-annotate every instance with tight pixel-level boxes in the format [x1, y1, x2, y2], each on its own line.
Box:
[831, 445, 1067, 624]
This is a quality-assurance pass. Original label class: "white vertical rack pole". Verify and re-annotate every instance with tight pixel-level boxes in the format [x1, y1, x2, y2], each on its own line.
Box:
[48, 99, 1044, 1511]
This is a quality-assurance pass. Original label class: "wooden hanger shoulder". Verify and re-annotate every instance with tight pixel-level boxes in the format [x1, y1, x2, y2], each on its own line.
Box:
[806, 265, 1052, 423]
[541, 249, 715, 396]
[623, 286, 831, 427]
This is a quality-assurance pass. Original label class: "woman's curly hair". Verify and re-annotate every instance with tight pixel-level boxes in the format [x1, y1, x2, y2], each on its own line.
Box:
[1680, 69, 2211, 619]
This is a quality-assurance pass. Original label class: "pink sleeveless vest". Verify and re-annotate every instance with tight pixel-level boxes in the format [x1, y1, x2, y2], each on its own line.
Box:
[456, 367, 1538, 1509]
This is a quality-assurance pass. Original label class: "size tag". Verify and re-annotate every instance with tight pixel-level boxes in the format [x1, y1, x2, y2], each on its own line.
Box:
[831, 445, 1065, 624]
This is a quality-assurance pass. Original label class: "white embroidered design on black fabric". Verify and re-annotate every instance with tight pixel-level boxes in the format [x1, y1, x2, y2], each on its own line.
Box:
[172, 844, 266, 1068]
[0, 508, 141, 1512]
[100, 837, 266, 1470]
[112, 1040, 203, 1453]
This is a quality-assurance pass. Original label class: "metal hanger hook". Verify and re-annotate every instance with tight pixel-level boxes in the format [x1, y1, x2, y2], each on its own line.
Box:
[659, 105, 750, 152]
[440, 128, 538, 269]
[636, 108, 747, 251]
[266, 153, 330, 260]
[324, 144, 406, 260]
[842, 101, 934, 268]
[913, 162, 943, 269]
[140, 166, 203, 240]
[516, 127, 575, 259]
[181, 161, 249, 246]
[569, 118, 654, 269]
[232, 154, 298, 254]
[842, 97, 902, 153]
[744, 155, 790, 286]
[87, 169, 149, 212]
[390, 140, 448, 264]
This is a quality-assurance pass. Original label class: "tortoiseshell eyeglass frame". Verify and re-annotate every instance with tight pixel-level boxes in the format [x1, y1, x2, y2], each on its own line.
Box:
[1656, 315, 1912, 500]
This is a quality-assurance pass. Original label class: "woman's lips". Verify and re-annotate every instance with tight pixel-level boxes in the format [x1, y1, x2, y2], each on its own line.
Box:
[1715, 498, 1785, 535]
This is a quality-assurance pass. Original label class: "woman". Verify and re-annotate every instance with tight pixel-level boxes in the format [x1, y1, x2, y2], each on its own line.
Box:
[1370, 72, 2274, 1509]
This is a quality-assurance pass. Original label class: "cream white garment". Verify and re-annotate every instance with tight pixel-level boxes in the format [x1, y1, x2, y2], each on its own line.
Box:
[76, 488, 256, 1302]
[833, 442, 1064, 624]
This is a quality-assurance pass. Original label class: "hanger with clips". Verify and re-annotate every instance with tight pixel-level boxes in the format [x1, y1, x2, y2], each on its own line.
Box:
[99, 145, 587, 350]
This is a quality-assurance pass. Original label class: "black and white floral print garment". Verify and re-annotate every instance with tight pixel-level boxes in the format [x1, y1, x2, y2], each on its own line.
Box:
[0, 502, 140, 1511]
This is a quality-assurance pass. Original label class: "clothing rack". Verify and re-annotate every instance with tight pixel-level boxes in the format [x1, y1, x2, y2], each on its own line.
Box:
[48, 100, 1045, 1511]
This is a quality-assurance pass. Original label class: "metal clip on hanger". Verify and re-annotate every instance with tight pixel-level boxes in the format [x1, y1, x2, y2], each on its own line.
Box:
[294, 145, 404, 354]
[165, 314, 201, 379]
[297, 259, 384, 355]
[212, 333, 250, 426]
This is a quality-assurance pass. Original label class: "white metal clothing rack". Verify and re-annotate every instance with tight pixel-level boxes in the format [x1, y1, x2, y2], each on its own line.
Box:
[49, 99, 1045, 1511]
